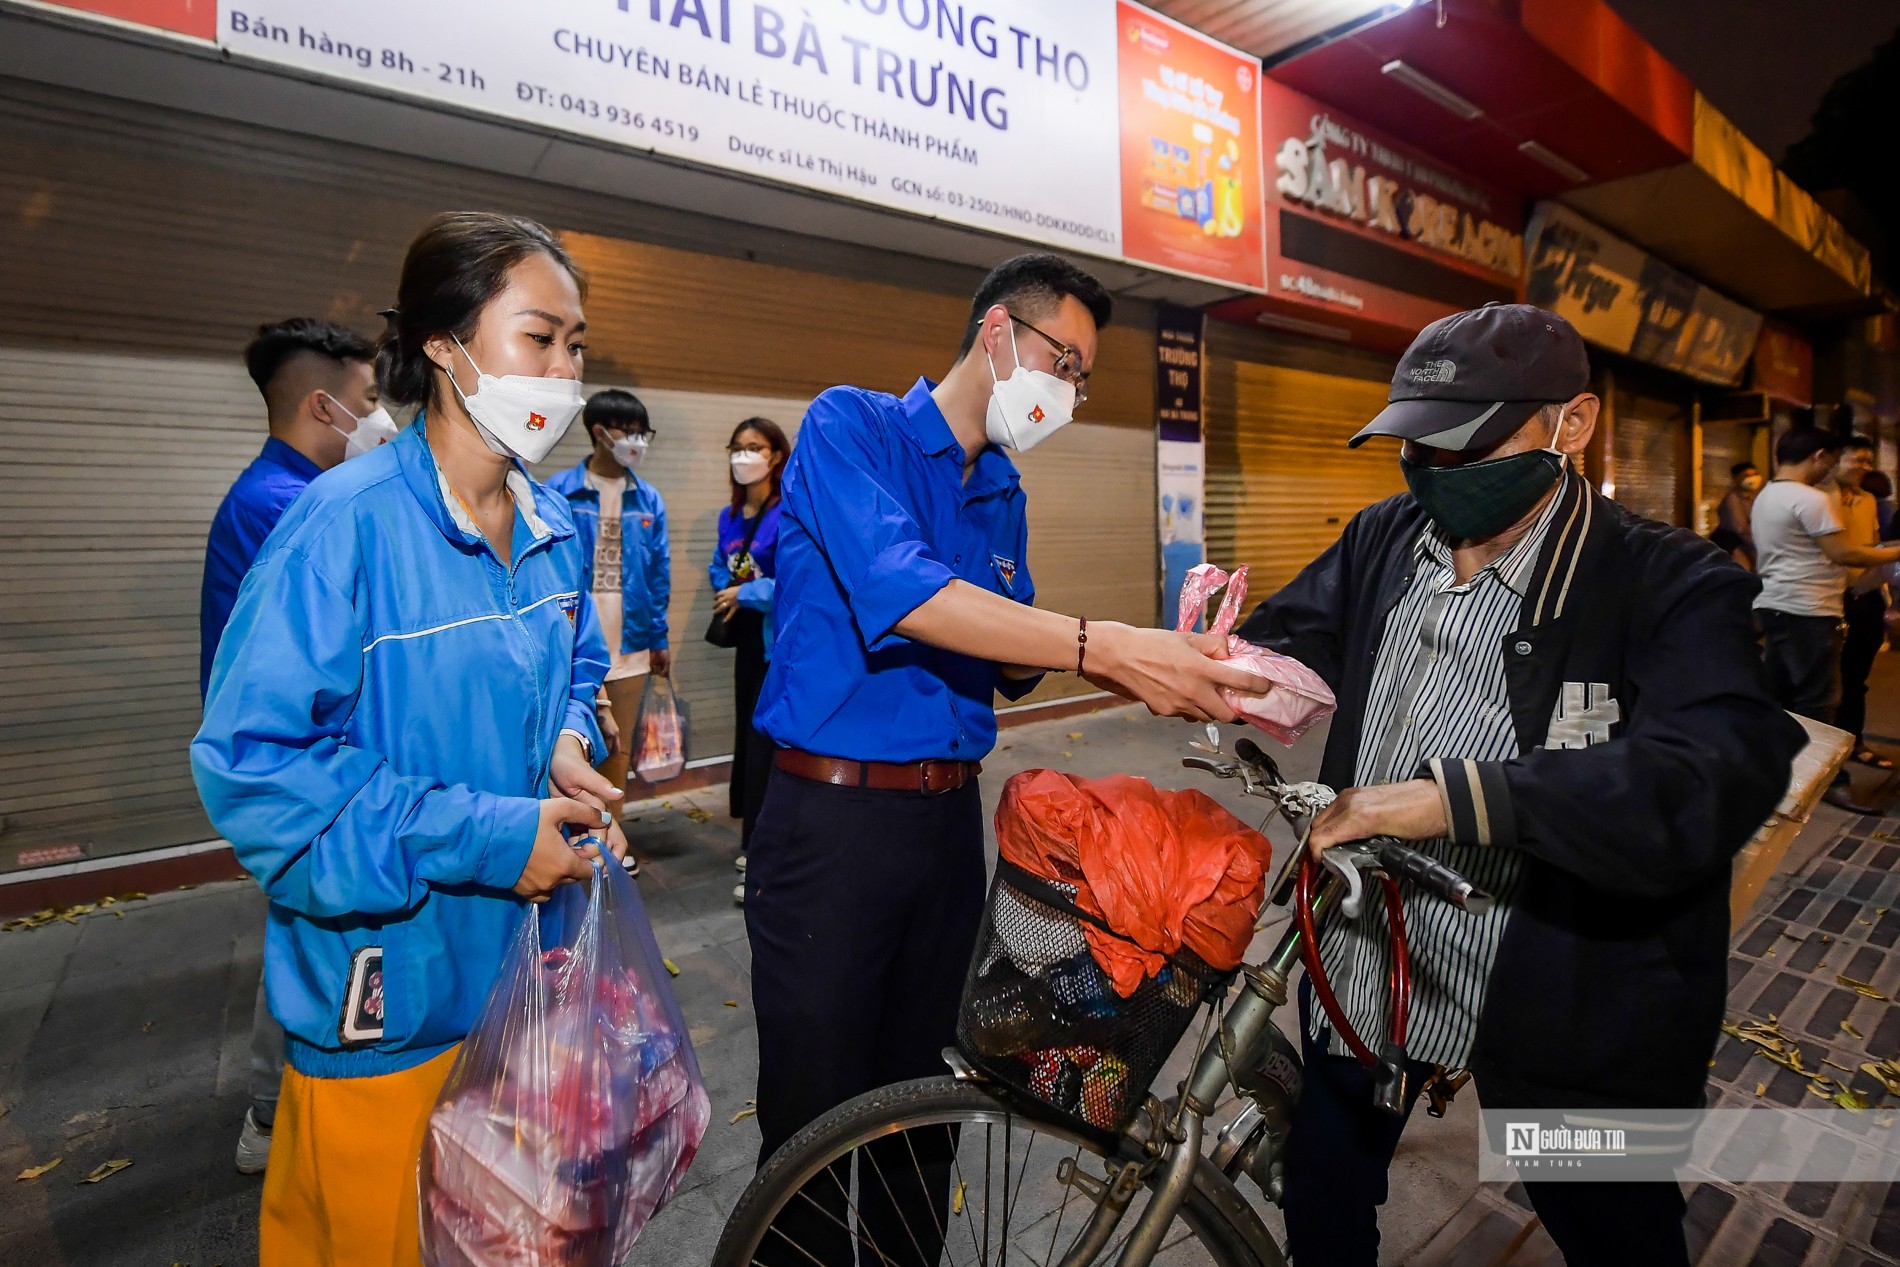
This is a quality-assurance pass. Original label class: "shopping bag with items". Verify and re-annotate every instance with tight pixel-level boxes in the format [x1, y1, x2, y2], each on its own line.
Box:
[419, 852, 709, 1267]
[1177, 562, 1335, 745]
[633, 675, 686, 783]
[956, 770, 1273, 1133]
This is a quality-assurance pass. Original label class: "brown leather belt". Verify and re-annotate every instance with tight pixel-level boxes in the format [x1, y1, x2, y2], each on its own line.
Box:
[775, 748, 981, 795]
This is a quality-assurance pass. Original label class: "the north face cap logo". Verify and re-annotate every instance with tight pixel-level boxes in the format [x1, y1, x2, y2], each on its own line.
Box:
[526, 412, 548, 431]
[1408, 359, 1456, 385]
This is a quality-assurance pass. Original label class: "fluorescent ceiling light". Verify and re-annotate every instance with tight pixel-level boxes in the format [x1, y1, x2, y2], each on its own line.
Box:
[1518, 139, 1591, 184]
[1380, 60, 1482, 121]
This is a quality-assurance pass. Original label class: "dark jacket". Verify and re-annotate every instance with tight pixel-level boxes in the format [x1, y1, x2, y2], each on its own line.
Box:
[1238, 472, 1805, 1109]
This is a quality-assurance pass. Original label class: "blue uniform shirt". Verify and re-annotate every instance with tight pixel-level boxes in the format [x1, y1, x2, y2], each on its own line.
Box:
[754, 378, 1041, 763]
[200, 436, 323, 697]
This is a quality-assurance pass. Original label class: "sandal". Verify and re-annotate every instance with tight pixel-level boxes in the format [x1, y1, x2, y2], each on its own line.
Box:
[1852, 748, 1896, 770]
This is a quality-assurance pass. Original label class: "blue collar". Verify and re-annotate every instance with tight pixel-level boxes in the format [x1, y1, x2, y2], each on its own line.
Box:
[393, 414, 567, 551]
[898, 377, 1021, 498]
[259, 435, 324, 482]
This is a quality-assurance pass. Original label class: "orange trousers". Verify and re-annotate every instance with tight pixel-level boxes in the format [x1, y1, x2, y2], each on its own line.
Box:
[259, 1047, 458, 1267]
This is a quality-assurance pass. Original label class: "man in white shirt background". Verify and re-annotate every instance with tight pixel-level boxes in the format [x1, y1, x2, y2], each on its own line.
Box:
[1752, 427, 1900, 811]
[1827, 433, 1895, 775]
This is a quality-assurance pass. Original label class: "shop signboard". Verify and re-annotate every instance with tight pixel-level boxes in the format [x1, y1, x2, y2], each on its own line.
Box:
[67, 0, 1266, 290]
[1751, 321, 1813, 407]
[1115, 3, 1264, 291]
[30, 0, 214, 39]
[1525, 201, 1762, 387]
[1256, 76, 1523, 333]
[1155, 304, 1204, 629]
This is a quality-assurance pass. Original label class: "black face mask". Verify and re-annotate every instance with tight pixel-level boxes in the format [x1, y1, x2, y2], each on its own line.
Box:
[1401, 448, 1565, 542]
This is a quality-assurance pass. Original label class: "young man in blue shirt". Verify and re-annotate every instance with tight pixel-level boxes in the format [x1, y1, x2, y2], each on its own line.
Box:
[199, 316, 392, 1175]
[547, 389, 671, 826]
[745, 253, 1262, 1263]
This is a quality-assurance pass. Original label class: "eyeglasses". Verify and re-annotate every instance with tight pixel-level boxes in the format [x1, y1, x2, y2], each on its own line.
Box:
[727, 441, 772, 456]
[602, 427, 654, 441]
[1010, 314, 1090, 404]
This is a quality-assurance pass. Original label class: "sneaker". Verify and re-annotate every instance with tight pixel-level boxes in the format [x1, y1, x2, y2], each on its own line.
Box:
[621, 853, 641, 877]
[732, 882, 746, 907]
[734, 854, 747, 874]
[235, 1107, 272, 1175]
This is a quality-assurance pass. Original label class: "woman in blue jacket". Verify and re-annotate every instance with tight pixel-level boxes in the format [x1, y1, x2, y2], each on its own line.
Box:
[709, 416, 788, 902]
[192, 212, 629, 1266]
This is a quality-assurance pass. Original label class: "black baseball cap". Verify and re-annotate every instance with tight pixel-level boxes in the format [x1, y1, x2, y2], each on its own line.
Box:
[1350, 303, 1591, 451]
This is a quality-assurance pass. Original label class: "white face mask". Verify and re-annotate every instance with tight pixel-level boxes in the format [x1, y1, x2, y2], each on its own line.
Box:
[730, 450, 771, 486]
[984, 321, 1077, 452]
[447, 335, 584, 464]
[609, 433, 649, 470]
[323, 395, 398, 460]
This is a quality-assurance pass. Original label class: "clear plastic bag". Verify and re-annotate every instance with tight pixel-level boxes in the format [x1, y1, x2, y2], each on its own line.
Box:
[633, 675, 686, 783]
[419, 853, 709, 1266]
[1176, 562, 1336, 745]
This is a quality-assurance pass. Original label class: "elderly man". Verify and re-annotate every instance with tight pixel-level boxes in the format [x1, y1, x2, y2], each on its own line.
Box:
[1238, 304, 1804, 1267]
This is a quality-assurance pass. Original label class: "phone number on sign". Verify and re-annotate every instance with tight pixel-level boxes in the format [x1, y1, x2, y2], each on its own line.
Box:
[516, 83, 699, 142]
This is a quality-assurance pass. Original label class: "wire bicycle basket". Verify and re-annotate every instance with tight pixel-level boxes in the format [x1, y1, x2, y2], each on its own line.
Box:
[955, 860, 1229, 1139]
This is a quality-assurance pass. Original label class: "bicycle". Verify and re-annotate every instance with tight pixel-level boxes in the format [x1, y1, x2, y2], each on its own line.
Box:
[712, 734, 1493, 1267]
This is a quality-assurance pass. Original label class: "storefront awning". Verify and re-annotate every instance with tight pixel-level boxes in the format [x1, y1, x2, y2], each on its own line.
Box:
[1253, 0, 1873, 316]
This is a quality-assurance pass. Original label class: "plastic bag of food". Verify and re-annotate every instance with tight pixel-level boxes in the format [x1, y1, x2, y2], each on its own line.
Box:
[633, 675, 686, 783]
[996, 769, 1273, 996]
[1176, 562, 1335, 745]
[419, 852, 709, 1266]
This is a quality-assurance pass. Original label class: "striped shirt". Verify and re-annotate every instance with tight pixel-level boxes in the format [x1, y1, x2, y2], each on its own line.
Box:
[1312, 487, 1564, 1066]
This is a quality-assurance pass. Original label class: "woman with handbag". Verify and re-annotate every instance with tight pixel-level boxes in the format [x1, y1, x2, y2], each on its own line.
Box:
[707, 416, 790, 903]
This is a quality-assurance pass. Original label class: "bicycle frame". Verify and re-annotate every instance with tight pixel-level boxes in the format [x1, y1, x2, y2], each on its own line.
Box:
[1037, 869, 1349, 1267]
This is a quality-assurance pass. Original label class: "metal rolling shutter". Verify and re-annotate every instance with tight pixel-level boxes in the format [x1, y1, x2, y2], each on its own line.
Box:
[0, 77, 1153, 866]
[1203, 326, 1404, 597]
[1698, 420, 1757, 536]
[1610, 391, 1685, 526]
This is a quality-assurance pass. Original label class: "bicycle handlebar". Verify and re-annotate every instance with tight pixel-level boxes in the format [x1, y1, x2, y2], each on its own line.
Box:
[1368, 838, 1494, 915]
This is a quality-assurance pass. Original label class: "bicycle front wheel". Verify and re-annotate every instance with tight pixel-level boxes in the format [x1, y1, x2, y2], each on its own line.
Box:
[712, 1076, 1276, 1267]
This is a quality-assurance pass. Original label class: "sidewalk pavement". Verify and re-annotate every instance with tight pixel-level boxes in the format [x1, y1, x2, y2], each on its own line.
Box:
[1, 680, 1894, 1266]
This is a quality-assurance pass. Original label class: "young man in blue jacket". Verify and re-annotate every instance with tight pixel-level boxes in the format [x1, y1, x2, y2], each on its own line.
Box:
[199, 316, 394, 1176]
[548, 389, 670, 825]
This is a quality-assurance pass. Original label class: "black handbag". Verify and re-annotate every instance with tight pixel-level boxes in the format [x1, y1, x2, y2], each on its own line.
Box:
[705, 509, 766, 649]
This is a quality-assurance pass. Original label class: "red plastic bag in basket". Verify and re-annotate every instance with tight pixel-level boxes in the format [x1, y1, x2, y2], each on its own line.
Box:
[1177, 562, 1335, 745]
[996, 769, 1272, 997]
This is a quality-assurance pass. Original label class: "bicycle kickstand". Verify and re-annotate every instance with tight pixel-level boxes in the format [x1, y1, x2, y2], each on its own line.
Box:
[1053, 1158, 1144, 1267]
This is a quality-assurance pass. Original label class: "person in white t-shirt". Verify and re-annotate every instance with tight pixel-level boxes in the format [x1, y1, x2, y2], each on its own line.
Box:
[1754, 427, 1900, 809]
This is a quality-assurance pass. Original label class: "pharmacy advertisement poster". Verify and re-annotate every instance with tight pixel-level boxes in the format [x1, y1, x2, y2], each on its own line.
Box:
[36, 0, 214, 39]
[1114, 2, 1265, 290]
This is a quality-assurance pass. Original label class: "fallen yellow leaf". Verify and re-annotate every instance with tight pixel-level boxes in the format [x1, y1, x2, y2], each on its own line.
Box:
[663, 958, 680, 977]
[1067, 732, 1084, 741]
[16, 1159, 62, 1181]
[80, 1159, 132, 1184]
[1754, 1083, 1766, 1097]
[952, 1180, 967, 1215]
[724, 999, 738, 1007]
[729, 1107, 757, 1125]
[1843, 1020, 1864, 1039]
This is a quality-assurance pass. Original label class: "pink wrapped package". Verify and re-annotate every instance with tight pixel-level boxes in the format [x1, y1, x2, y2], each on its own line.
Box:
[419, 855, 709, 1266]
[1176, 563, 1336, 745]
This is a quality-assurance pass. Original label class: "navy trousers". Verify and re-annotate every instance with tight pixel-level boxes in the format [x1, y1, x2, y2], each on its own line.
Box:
[746, 766, 987, 1267]
[1281, 982, 1691, 1266]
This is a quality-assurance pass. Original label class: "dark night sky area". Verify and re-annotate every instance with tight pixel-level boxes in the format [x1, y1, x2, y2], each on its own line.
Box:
[1605, 0, 1898, 161]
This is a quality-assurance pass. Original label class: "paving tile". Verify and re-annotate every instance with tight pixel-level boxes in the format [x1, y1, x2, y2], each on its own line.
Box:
[1752, 1216, 1815, 1267]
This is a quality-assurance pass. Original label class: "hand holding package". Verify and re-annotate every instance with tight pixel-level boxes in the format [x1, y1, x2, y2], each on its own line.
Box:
[1176, 563, 1335, 745]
